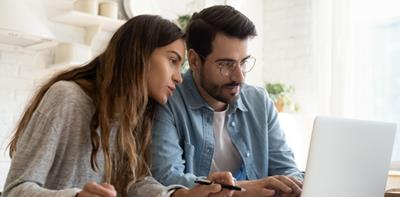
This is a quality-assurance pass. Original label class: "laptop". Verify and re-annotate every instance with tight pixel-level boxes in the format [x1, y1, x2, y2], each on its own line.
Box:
[301, 116, 397, 197]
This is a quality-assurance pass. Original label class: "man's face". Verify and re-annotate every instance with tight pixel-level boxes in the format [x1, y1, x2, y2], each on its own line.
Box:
[194, 33, 251, 105]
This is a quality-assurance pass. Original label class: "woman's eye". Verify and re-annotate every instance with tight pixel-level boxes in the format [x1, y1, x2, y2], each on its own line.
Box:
[169, 58, 178, 64]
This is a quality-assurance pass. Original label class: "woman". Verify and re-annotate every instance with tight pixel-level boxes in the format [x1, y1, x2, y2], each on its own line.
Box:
[2, 15, 234, 197]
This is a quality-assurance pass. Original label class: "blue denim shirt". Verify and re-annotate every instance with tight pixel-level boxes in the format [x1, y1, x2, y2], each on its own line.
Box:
[151, 71, 303, 188]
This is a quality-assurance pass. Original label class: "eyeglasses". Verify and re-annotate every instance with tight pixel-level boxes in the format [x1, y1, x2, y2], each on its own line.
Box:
[215, 56, 256, 76]
[197, 52, 256, 77]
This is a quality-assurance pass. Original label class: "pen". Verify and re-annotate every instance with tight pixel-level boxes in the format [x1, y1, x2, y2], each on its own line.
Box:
[194, 179, 246, 191]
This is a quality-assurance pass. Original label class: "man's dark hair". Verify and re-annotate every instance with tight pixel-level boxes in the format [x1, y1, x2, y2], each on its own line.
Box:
[185, 5, 257, 59]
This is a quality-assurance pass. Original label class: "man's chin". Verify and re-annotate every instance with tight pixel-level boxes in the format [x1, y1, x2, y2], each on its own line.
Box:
[206, 86, 241, 104]
[217, 93, 239, 104]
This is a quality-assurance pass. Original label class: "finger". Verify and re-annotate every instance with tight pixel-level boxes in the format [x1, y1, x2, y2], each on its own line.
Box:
[275, 176, 301, 194]
[77, 190, 102, 197]
[208, 171, 235, 185]
[192, 183, 222, 195]
[263, 177, 292, 193]
[219, 189, 234, 197]
[83, 182, 115, 197]
[289, 177, 303, 188]
[100, 183, 117, 197]
[209, 189, 235, 197]
[100, 183, 116, 190]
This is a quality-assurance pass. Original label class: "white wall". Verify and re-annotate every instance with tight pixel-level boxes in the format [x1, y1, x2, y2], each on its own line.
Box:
[262, 0, 314, 114]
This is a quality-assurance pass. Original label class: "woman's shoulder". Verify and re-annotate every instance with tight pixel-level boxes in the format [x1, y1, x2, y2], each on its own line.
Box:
[37, 81, 94, 115]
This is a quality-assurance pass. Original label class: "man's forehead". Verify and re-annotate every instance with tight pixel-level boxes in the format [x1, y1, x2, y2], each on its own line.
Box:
[209, 34, 250, 60]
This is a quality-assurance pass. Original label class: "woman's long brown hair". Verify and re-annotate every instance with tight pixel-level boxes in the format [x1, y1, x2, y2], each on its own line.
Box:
[8, 15, 184, 196]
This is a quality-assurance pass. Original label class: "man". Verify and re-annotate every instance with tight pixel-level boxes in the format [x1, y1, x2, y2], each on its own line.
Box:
[152, 5, 303, 197]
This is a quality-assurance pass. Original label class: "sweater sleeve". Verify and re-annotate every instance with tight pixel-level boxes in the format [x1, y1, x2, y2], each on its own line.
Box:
[127, 176, 186, 197]
[2, 81, 95, 197]
[5, 182, 80, 197]
[2, 110, 82, 197]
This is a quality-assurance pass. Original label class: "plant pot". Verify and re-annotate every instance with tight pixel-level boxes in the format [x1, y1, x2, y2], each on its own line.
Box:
[275, 97, 285, 112]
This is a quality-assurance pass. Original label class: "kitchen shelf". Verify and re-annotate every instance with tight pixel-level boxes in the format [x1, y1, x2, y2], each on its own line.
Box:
[51, 10, 126, 32]
[46, 62, 84, 73]
[51, 10, 126, 45]
[0, 40, 58, 52]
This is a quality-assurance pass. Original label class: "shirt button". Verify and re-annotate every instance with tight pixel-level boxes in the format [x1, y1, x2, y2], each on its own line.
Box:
[231, 121, 236, 127]
[246, 152, 250, 157]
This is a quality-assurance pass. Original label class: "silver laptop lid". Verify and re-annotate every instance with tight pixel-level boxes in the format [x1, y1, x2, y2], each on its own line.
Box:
[301, 116, 397, 197]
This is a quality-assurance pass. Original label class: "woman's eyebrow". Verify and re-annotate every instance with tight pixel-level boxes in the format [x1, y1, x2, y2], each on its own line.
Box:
[167, 51, 182, 61]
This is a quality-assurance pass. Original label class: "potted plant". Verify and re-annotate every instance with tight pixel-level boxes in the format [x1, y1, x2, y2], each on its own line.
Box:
[265, 82, 299, 112]
[177, 14, 191, 31]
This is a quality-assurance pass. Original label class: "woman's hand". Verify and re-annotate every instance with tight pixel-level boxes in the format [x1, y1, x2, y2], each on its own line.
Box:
[77, 182, 117, 197]
[172, 171, 235, 197]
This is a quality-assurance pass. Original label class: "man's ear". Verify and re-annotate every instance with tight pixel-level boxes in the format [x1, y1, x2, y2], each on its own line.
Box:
[188, 49, 200, 71]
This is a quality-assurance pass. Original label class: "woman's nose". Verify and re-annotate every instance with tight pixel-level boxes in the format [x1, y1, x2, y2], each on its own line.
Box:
[173, 71, 183, 84]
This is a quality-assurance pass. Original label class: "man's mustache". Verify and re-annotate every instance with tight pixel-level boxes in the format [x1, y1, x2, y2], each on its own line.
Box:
[224, 82, 241, 87]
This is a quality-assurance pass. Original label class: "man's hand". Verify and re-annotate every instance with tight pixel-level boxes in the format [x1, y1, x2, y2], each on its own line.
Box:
[77, 182, 117, 197]
[172, 172, 235, 197]
[233, 176, 302, 197]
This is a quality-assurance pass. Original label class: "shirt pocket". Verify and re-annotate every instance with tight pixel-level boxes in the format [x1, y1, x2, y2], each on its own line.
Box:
[184, 142, 195, 172]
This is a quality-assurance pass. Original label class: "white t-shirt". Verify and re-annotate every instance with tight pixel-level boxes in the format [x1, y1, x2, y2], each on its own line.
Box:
[210, 107, 242, 173]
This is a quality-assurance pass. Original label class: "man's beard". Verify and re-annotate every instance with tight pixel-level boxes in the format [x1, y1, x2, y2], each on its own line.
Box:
[199, 66, 241, 104]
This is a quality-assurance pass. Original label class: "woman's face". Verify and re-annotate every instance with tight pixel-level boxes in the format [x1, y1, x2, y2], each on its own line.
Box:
[147, 39, 185, 104]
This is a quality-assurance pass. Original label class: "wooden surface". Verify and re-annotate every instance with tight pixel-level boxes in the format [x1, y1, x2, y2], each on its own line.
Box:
[386, 189, 400, 197]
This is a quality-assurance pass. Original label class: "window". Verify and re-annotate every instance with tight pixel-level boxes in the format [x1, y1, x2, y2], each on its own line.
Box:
[313, 0, 400, 168]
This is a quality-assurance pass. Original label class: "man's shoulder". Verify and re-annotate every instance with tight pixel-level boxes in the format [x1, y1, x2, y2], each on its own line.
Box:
[237, 84, 274, 112]
[166, 75, 198, 105]
[168, 82, 189, 103]
[240, 84, 268, 99]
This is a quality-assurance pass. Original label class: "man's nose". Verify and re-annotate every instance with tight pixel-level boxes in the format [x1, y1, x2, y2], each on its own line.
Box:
[230, 65, 245, 83]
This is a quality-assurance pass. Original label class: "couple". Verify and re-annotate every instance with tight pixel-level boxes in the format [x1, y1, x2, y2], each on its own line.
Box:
[3, 5, 303, 197]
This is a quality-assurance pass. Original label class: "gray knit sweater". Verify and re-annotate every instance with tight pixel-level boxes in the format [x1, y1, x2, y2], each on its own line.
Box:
[2, 81, 177, 197]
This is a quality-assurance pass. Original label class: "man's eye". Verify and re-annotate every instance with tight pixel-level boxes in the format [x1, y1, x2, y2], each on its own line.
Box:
[219, 61, 235, 68]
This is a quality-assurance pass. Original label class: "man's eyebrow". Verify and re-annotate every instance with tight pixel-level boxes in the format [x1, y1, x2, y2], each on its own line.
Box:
[215, 58, 236, 62]
[240, 55, 252, 62]
[215, 55, 251, 62]
[167, 51, 183, 61]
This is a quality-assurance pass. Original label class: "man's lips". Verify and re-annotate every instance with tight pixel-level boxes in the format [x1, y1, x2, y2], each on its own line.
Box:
[224, 83, 241, 89]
